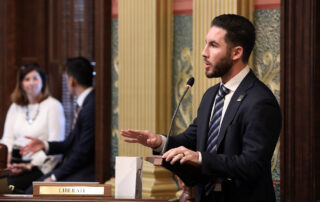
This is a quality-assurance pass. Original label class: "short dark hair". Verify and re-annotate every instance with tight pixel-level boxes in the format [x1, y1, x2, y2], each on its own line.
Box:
[211, 14, 255, 64]
[11, 64, 49, 106]
[65, 56, 94, 87]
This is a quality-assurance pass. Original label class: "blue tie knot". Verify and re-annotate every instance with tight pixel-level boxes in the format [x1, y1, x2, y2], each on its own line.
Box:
[218, 85, 230, 98]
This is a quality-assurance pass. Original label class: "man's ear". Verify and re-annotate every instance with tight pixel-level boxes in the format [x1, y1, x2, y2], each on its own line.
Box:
[231, 46, 243, 61]
[67, 76, 77, 87]
[69, 76, 78, 87]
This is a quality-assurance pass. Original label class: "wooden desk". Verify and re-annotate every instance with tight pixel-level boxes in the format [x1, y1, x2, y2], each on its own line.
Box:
[0, 195, 170, 202]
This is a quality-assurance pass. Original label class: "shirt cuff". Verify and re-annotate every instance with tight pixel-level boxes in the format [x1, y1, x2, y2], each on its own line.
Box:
[43, 141, 49, 153]
[50, 174, 57, 181]
[198, 151, 202, 164]
[153, 135, 167, 153]
[30, 150, 47, 166]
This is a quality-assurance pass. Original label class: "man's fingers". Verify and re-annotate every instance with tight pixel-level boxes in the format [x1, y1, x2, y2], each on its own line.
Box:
[24, 136, 35, 140]
[121, 129, 151, 138]
[170, 153, 184, 165]
[121, 133, 140, 138]
[164, 150, 179, 162]
[20, 146, 29, 155]
[20, 145, 35, 156]
[163, 146, 190, 164]
[127, 129, 145, 134]
[123, 138, 139, 143]
[121, 130, 142, 138]
[163, 147, 184, 158]
[121, 129, 160, 148]
[180, 153, 187, 164]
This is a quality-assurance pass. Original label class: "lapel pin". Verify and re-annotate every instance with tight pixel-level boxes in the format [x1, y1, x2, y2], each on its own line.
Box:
[237, 94, 245, 102]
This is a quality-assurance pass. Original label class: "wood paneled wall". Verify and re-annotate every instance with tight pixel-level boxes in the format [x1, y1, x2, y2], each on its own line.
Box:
[94, 0, 112, 184]
[15, 1, 48, 68]
[0, 1, 22, 136]
[0, 0, 112, 183]
[281, 0, 320, 201]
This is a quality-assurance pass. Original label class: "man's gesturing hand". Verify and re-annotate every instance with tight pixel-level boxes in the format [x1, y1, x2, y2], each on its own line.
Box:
[20, 136, 45, 156]
[120, 129, 162, 149]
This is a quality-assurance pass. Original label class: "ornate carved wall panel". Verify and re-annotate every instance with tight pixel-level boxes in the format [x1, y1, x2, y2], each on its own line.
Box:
[172, 15, 193, 134]
[281, 0, 320, 201]
[253, 9, 280, 201]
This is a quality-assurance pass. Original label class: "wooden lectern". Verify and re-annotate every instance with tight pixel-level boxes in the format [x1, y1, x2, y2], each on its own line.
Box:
[0, 143, 12, 194]
[145, 155, 197, 202]
[0, 143, 8, 169]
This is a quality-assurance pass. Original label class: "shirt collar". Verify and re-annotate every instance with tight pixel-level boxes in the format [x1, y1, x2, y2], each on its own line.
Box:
[76, 87, 93, 108]
[222, 65, 250, 92]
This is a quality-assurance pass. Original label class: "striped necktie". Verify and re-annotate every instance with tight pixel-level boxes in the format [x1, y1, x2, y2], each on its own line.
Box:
[206, 85, 230, 153]
[72, 104, 80, 130]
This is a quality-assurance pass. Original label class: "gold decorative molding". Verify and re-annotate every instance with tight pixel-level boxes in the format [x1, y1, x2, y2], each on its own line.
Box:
[118, 0, 173, 156]
[141, 161, 177, 198]
[117, 1, 178, 199]
[237, 0, 254, 21]
[238, 0, 254, 67]
[155, 0, 173, 134]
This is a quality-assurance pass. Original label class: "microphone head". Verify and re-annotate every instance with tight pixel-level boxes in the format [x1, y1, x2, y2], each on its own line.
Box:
[186, 77, 195, 87]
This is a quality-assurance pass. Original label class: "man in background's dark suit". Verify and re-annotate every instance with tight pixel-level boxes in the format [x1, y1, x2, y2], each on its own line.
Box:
[121, 14, 281, 202]
[22, 57, 95, 193]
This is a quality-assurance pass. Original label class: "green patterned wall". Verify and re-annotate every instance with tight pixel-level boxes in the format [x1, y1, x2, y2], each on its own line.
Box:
[111, 19, 119, 173]
[253, 9, 281, 201]
[172, 15, 193, 134]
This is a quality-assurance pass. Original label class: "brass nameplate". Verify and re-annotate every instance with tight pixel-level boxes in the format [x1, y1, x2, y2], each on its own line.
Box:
[39, 186, 104, 195]
[33, 182, 111, 197]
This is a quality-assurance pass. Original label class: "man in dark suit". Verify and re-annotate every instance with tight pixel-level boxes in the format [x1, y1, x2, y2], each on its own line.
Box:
[21, 57, 95, 192]
[121, 14, 281, 202]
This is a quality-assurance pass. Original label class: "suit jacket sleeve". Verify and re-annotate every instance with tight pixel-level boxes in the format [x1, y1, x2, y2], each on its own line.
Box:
[48, 93, 95, 180]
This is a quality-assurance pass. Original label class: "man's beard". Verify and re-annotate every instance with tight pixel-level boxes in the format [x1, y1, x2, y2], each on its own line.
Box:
[205, 51, 233, 78]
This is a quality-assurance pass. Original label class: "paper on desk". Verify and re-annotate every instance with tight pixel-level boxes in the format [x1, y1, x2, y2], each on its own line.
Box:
[115, 156, 143, 199]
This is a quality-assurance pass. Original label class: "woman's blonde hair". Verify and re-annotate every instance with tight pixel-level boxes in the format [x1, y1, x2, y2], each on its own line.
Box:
[11, 64, 50, 106]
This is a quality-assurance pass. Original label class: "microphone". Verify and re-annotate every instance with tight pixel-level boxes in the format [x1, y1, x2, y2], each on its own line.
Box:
[161, 77, 195, 154]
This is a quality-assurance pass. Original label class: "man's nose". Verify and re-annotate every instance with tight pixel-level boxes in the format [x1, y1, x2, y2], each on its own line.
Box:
[201, 46, 208, 58]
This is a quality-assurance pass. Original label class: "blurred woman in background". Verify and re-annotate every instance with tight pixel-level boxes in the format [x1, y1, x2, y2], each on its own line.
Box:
[0, 64, 65, 193]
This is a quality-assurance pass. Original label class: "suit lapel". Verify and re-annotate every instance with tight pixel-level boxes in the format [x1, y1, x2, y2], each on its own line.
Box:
[216, 71, 256, 150]
[198, 85, 219, 151]
[66, 90, 94, 145]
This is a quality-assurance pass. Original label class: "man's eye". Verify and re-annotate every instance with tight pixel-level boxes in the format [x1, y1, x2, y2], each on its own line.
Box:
[210, 43, 217, 47]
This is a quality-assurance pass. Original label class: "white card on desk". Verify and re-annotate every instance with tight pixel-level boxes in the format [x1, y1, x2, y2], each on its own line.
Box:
[115, 156, 143, 199]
